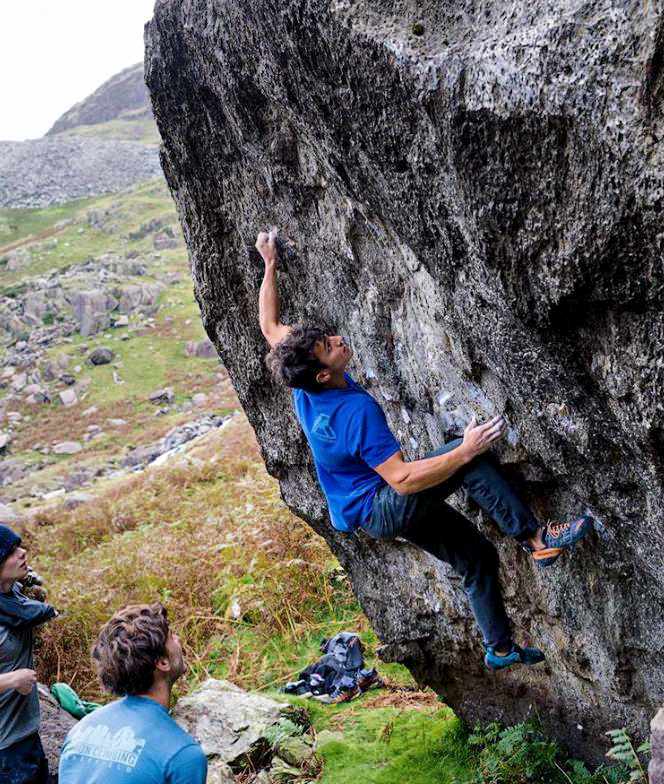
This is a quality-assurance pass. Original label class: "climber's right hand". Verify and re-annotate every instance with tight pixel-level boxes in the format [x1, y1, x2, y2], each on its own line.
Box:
[255, 228, 278, 266]
[461, 415, 506, 459]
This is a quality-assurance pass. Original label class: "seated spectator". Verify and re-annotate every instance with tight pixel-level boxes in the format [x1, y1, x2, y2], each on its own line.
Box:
[59, 603, 206, 784]
[0, 523, 56, 784]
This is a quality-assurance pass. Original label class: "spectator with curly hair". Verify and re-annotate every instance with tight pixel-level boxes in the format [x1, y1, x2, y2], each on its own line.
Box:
[59, 603, 206, 783]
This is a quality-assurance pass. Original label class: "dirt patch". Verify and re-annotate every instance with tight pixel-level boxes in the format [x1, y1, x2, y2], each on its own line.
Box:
[0, 221, 74, 255]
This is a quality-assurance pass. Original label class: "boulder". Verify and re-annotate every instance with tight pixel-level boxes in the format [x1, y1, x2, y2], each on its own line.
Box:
[71, 289, 111, 337]
[153, 233, 179, 250]
[38, 684, 78, 778]
[58, 389, 77, 407]
[63, 492, 97, 510]
[149, 387, 175, 405]
[4, 248, 30, 270]
[52, 441, 82, 455]
[22, 293, 47, 325]
[124, 443, 162, 468]
[119, 283, 163, 315]
[0, 502, 24, 524]
[186, 339, 218, 359]
[88, 347, 114, 365]
[10, 373, 27, 392]
[146, 0, 664, 763]
[650, 708, 664, 784]
[171, 679, 308, 769]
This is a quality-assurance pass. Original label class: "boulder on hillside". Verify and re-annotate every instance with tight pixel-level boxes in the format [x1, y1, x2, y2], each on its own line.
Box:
[146, 0, 664, 763]
[119, 283, 163, 315]
[0, 433, 11, 454]
[4, 248, 31, 271]
[22, 293, 48, 326]
[88, 347, 114, 365]
[52, 441, 82, 455]
[0, 502, 24, 523]
[186, 339, 218, 359]
[71, 290, 112, 337]
[149, 387, 175, 405]
[58, 389, 78, 407]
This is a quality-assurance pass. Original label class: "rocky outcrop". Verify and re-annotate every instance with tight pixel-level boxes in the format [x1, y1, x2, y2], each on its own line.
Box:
[47, 63, 151, 136]
[651, 708, 664, 784]
[145, 0, 664, 763]
[38, 684, 77, 778]
[172, 679, 320, 781]
[0, 137, 161, 208]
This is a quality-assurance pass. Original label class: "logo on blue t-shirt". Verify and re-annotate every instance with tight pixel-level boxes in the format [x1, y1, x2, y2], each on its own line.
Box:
[65, 723, 145, 771]
[311, 414, 336, 442]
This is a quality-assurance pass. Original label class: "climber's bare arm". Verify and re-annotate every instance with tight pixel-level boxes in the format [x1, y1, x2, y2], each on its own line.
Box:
[374, 416, 506, 495]
[256, 230, 292, 348]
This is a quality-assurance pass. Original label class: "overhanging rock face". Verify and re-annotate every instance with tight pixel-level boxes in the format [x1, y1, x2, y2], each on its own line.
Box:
[145, 0, 664, 762]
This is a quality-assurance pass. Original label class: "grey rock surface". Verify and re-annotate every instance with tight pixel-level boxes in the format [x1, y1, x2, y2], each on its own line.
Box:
[52, 441, 82, 455]
[0, 137, 161, 208]
[171, 679, 308, 770]
[71, 290, 112, 337]
[38, 684, 77, 778]
[651, 707, 664, 784]
[146, 0, 664, 763]
[0, 502, 24, 523]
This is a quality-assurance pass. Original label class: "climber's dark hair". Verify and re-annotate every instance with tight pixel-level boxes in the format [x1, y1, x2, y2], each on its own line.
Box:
[265, 324, 327, 392]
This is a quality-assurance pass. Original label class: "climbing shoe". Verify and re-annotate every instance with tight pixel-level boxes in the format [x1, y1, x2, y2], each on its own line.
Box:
[484, 643, 545, 670]
[525, 515, 594, 567]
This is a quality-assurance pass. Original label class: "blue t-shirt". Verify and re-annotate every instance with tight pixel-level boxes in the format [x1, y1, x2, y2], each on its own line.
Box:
[293, 374, 400, 532]
[59, 696, 207, 784]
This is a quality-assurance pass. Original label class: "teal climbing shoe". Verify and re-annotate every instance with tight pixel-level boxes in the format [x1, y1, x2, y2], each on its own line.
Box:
[484, 643, 546, 670]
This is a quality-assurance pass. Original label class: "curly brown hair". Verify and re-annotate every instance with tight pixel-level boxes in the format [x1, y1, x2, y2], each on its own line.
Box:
[265, 324, 326, 392]
[91, 603, 170, 696]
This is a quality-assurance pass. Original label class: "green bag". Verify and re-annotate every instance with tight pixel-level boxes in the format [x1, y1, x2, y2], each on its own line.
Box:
[50, 682, 101, 719]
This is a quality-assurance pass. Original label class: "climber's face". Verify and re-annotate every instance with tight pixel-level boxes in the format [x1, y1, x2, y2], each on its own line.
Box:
[313, 335, 353, 375]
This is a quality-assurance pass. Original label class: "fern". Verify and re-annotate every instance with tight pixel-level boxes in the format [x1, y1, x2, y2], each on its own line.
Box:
[605, 728, 648, 784]
[265, 718, 305, 747]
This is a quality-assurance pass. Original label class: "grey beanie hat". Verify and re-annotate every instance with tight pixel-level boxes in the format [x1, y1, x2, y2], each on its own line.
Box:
[0, 524, 21, 564]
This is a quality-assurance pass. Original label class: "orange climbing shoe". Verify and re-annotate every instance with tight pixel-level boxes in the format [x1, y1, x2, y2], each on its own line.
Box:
[525, 515, 594, 567]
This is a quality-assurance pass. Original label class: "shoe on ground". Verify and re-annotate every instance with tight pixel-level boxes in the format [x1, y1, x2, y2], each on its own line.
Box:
[314, 685, 361, 705]
[484, 643, 546, 670]
[527, 515, 594, 567]
[357, 668, 383, 692]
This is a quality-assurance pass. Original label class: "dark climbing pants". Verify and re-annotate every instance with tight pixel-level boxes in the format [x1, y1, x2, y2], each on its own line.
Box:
[0, 732, 51, 784]
[360, 439, 539, 650]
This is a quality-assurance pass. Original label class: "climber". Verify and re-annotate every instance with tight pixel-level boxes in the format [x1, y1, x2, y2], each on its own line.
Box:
[255, 229, 593, 670]
[59, 603, 206, 784]
[0, 524, 57, 784]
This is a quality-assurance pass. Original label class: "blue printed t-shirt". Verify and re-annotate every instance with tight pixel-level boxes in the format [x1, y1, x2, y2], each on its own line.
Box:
[59, 696, 207, 784]
[293, 374, 400, 532]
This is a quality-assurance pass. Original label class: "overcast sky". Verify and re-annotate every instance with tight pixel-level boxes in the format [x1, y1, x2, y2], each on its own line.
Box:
[0, 0, 156, 141]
